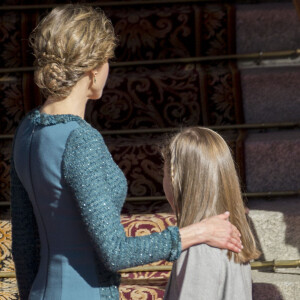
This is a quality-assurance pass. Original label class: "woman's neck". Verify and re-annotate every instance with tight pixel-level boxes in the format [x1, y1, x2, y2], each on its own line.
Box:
[40, 76, 91, 119]
[40, 96, 87, 119]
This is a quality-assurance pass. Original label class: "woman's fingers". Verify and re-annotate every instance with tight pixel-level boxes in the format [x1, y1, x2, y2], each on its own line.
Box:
[202, 213, 243, 253]
[180, 212, 243, 252]
[218, 211, 230, 220]
[232, 224, 241, 239]
[229, 233, 243, 252]
[225, 242, 242, 253]
[226, 223, 243, 252]
[219, 225, 242, 253]
[218, 211, 242, 239]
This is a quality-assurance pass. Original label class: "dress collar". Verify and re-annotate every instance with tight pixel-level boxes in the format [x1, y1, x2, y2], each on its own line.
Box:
[28, 108, 84, 126]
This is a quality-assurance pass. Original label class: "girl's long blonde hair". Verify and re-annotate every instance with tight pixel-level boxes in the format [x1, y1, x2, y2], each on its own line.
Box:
[162, 127, 260, 263]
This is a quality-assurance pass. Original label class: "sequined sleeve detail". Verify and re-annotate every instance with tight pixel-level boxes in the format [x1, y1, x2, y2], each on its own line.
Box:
[10, 157, 40, 300]
[62, 126, 181, 272]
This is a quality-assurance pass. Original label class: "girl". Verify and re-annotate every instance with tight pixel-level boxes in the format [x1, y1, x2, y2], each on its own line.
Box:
[163, 127, 260, 300]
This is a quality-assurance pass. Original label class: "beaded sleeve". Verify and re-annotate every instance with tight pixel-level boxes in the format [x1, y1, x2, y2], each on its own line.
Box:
[62, 126, 181, 272]
[10, 157, 40, 300]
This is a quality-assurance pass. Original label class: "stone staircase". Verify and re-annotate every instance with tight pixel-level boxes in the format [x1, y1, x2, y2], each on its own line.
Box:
[233, 2, 300, 298]
[0, 0, 300, 299]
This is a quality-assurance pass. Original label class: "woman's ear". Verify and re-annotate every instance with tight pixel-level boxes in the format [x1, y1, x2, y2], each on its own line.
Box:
[88, 69, 98, 84]
[93, 71, 98, 83]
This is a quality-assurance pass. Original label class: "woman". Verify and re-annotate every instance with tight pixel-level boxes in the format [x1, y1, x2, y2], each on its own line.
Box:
[162, 127, 260, 300]
[11, 4, 242, 300]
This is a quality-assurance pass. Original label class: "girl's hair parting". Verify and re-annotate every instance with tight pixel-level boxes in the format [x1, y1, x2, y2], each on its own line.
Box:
[162, 126, 260, 263]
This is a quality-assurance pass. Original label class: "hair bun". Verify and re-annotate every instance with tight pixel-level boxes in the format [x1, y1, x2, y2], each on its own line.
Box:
[35, 62, 71, 99]
[36, 52, 65, 67]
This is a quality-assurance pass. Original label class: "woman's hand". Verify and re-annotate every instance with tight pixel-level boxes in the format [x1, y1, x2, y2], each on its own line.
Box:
[179, 212, 242, 253]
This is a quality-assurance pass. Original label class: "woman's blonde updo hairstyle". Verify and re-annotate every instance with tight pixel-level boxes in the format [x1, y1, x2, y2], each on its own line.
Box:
[29, 4, 117, 99]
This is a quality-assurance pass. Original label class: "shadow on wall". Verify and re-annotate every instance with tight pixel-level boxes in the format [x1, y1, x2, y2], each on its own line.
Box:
[247, 215, 266, 261]
[247, 197, 300, 260]
[253, 283, 284, 300]
[284, 211, 300, 258]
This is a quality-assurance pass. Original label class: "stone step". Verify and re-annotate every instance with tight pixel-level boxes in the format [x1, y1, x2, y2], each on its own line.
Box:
[122, 199, 300, 265]
[240, 66, 300, 124]
[248, 198, 300, 261]
[122, 198, 300, 264]
[252, 269, 300, 300]
[245, 129, 300, 193]
[236, 2, 300, 54]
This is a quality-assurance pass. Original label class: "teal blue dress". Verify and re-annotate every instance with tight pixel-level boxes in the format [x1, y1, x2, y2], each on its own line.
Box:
[11, 109, 181, 300]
